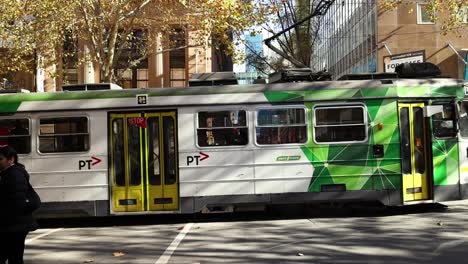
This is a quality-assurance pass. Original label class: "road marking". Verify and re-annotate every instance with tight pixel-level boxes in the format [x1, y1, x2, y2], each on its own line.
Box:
[155, 223, 193, 264]
[26, 228, 64, 244]
[434, 239, 467, 254]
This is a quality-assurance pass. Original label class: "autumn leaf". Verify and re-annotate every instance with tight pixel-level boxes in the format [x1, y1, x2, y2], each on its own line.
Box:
[113, 252, 126, 257]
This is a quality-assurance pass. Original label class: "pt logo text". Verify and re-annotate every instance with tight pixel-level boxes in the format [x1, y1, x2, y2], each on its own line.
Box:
[187, 152, 209, 166]
[79, 156, 102, 170]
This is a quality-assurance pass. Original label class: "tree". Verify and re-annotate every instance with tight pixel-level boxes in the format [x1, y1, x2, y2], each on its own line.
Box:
[0, 0, 275, 84]
[381, 0, 467, 34]
[243, 0, 327, 74]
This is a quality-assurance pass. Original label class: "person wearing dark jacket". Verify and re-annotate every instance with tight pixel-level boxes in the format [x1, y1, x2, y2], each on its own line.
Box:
[0, 145, 38, 264]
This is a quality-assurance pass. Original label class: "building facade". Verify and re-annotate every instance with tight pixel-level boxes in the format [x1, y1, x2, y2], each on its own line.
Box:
[312, 0, 468, 80]
[55, 29, 213, 91]
[7, 30, 213, 92]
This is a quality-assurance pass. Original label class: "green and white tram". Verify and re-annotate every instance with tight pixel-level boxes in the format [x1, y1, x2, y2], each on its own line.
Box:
[0, 76, 466, 217]
[457, 81, 468, 199]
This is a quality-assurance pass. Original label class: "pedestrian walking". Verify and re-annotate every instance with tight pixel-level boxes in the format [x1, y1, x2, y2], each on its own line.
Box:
[0, 145, 39, 264]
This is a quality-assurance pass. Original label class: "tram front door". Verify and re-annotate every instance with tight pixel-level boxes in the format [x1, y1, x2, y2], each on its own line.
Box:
[398, 103, 430, 202]
[109, 112, 179, 212]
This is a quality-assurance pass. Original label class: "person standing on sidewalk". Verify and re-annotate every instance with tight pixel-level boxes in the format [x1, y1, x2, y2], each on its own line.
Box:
[0, 145, 38, 264]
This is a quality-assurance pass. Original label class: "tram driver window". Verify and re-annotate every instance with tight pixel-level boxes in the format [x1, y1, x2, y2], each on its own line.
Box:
[460, 101, 468, 138]
[0, 119, 31, 154]
[314, 105, 367, 143]
[39, 117, 89, 153]
[197, 110, 248, 147]
[256, 108, 307, 145]
[432, 103, 457, 138]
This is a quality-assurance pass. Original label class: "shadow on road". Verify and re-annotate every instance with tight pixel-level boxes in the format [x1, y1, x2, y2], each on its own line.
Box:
[36, 202, 450, 229]
[28, 201, 468, 264]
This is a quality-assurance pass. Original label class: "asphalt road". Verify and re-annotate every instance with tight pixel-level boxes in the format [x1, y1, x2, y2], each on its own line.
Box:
[24, 201, 468, 264]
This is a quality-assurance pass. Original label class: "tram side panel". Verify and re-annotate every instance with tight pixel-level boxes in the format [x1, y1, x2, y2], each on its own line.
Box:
[178, 101, 404, 211]
[177, 107, 256, 213]
[299, 99, 403, 206]
[178, 99, 462, 211]
[30, 111, 109, 217]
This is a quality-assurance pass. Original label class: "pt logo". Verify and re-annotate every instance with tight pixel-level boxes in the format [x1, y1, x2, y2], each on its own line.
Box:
[187, 152, 209, 166]
[79, 156, 102, 170]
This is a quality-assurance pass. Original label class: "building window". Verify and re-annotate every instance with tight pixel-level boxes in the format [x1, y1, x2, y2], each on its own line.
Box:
[256, 107, 307, 145]
[63, 69, 78, 85]
[169, 29, 186, 87]
[417, 3, 435, 24]
[39, 117, 89, 153]
[197, 110, 248, 147]
[115, 30, 148, 88]
[170, 68, 185, 88]
[314, 105, 367, 143]
[461, 7, 468, 23]
[432, 103, 457, 138]
[117, 69, 132, 89]
[0, 119, 31, 154]
[62, 32, 79, 85]
[137, 69, 148, 88]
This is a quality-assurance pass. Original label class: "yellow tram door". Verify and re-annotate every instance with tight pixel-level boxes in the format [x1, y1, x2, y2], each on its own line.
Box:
[109, 113, 145, 212]
[144, 112, 179, 211]
[110, 112, 179, 213]
[398, 103, 430, 202]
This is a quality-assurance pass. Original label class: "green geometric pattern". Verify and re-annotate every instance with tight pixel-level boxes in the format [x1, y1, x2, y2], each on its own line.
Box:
[304, 99, 402, 192]
[432, 139, 459, 185]
[264, 83, 463, 193]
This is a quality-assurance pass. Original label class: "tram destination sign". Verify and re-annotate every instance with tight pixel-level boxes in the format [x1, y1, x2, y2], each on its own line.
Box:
[383, 50, 426, 73]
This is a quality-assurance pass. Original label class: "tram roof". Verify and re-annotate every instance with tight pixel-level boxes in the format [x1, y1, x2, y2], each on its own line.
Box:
[0, 78, 464, 113]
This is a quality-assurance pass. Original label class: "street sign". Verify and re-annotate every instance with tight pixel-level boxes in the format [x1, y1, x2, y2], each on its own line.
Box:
[383, 50, 426, 73]
[128, 117, 147, 128]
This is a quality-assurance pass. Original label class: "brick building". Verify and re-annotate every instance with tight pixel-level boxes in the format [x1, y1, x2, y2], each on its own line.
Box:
[312, 0, 467, 79]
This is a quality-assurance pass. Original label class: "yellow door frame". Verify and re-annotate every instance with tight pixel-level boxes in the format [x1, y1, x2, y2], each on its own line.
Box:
[110, 113, 144, 212]
[160, 112, 179, 210]
[398, 103, 429, 202]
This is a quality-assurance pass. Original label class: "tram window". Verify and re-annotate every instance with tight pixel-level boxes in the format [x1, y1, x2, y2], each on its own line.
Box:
[197, 110, 248, 147]
[39, 117, 89, 153]
[460, 101, 468, 138]
[256, 108, 307, 145]
[163, 116, 177, 185]
[0, 119, 31, 154]
[127, 118, 141, 186]
[432, 103, 457, 138]
[314, 105, 367, 143]
[112, 119, 125, 186]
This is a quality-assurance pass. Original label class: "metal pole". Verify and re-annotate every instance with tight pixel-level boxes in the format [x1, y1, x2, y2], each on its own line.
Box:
[382, 42, 392, 55]
[447, 43, 468, 65]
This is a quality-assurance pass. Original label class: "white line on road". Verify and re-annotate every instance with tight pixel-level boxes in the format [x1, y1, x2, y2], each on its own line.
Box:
[155, 223, 193, 264]
[26, 228, 64, 244]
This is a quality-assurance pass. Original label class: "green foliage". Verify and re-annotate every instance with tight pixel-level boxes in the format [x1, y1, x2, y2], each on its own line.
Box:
[0, 0, 275, 82]
[381, 0, 467, 35]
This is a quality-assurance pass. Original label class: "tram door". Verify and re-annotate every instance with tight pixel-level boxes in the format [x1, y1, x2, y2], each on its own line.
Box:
[398, 103, 430, 202]
[109, 112, 179, 212]
[459, 101, 468, 191]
